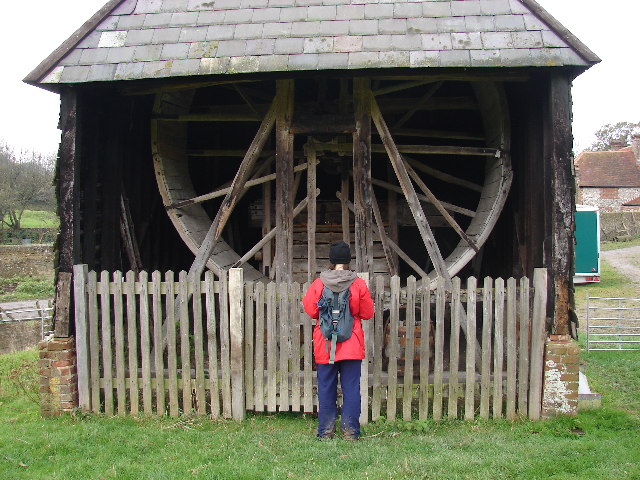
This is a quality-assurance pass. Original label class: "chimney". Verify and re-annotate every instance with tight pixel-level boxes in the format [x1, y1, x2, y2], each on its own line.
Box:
[610, 137, 628, 150]
[631, 134, 640, 161]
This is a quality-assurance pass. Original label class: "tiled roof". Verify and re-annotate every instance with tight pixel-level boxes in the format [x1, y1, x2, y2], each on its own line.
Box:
[575, 147, 640, 188]
[25, 0, 600, 87]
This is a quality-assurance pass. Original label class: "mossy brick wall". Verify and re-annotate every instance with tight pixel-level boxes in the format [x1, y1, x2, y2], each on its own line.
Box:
[541, 334, 580, 418]
[39, 337, 77, 416]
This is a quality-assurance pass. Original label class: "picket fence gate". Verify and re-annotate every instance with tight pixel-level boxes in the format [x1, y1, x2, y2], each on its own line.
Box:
[72, 265, 548, 423]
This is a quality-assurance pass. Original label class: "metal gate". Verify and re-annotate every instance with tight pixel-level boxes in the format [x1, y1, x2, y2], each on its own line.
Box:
[586, 295, 640, 351]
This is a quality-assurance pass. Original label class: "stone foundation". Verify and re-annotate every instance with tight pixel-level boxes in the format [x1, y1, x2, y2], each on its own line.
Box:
[541, 334, 580, 418]
[39, 336, 78, 416]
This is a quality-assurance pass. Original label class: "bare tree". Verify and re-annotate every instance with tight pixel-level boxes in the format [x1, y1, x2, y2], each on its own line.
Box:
[0, 142, 55, 230]
[588, 121, 640, 151]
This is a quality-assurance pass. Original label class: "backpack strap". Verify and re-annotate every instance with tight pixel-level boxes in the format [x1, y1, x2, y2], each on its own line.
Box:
[329, 292, 340, 364]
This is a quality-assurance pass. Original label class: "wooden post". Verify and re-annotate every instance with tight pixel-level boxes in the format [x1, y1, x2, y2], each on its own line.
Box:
[529, 268, 548, 420]
[262, 178, 272, 276]
[229, 268, 245, 420]
[353, 78, 374, 277]
[387, 165, 399, 270]
[341, 158, 351, 245]
[275, 79, 295, 283]
[547, 72, 575, 336]
[73, 264, 90, 411]
[306, 144, 317, 284]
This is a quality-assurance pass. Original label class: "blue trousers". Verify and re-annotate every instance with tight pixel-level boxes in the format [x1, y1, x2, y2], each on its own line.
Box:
[316, 360, 362, 438]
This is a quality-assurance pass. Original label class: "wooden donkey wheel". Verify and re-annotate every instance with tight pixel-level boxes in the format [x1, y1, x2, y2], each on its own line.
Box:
[151, 78, 512, 282]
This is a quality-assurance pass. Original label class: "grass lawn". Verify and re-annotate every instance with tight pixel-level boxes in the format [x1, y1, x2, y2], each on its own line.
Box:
[0, 277, 54, 302]
[17, 210, 59, 229]
[1, 347, 638, 479]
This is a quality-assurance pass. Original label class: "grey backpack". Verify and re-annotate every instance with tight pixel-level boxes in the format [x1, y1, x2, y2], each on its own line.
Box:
[317, 286, 354, 364]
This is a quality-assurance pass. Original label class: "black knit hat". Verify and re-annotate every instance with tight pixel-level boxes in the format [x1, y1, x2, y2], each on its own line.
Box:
[329, 241, 351, 265]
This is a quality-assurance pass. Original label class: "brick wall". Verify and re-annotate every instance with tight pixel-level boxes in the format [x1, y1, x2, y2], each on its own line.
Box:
[39, 337, 78, 416]
[541, 334, 579, 418]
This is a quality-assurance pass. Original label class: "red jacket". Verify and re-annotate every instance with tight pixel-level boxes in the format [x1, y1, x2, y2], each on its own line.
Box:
[302, 276, 374, 364]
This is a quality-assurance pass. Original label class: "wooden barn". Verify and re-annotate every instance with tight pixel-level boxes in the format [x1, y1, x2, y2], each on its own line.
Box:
[29, 0, 599, 421]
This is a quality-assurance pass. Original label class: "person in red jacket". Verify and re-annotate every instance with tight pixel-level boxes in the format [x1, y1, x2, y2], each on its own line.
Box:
[302, 241, 374, 439]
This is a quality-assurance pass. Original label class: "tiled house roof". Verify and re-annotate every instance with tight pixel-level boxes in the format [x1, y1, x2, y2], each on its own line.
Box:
[575, 147, 640, 188]
[25, 0, 599, 88]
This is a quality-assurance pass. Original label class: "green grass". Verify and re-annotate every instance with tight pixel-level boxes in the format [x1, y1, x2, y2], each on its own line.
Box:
[575, 259, 637, 307]
[601, 236, 640, 251]
[0, 277, 54, 302]
[17, 210, 59, 229]
[1, 349, 639, 479]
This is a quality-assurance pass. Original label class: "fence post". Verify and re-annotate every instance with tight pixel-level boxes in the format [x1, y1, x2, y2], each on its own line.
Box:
[528, 268, 547, 420]
[229, 268, 245, 420]
[73, 264, 90, 411]
[358, 272, 370, 426]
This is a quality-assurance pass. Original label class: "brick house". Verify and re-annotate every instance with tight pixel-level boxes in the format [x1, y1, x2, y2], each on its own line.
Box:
[575, 137, 640, 212]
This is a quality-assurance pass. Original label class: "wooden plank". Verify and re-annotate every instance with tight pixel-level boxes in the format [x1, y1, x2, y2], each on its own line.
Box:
[464, 277, 477, 421]
[139, 271, 152, 416]
[262, 179, 272, 276]
[87, 271, 100, 414]
[165, 271, 179, 417]
[100, 270, 114, 415]
[254, 282, 266, 412]
[506, 278, 518, 420]
[479, 277, 493, 420]
[219, 274, 232, 418]
[492, 278, 505, 419]
[372, 275, 385, 421]
[244, 282, 255, 411]
[275, 79, 295, 283]
[178, 271, 192, 415]
[110, 272, 125, 416]
[529, 269, 547, 420]
[229, 268, 245, 420]
[394, 81, 443, 128]
[306, 145, 317, 284]
[371, 192, 398, 276]
[301, 281, 314, 413]
[433, 278, 446, 421]
[205, 271, 220, 418]
[403, 276, 417, 421]
[290, 283, 301, 412]
[448, 277, 461, 419]
[405, 156, 483, 193]
[125, 271, 139, 416]
[359, 272, 371, 426]
[386, 275, 400, 420]
[419, 283, 431, 420]
[193, 273, 206, 416]
[151, 271, 165, 415]
[266, 282, 277, 412]
[278, 282, 290, 412]
[73, 264, 90, 411]
[53, 272, 73, 339]
[341, 158, 351, 245]
[353, 77, 374, 276]
[518, 277, 531, 416]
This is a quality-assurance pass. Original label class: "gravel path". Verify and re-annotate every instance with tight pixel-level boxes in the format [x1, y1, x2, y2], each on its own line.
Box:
[601, 245, 640, 288]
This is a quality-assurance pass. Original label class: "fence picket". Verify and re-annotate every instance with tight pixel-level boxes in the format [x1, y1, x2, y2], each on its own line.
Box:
[387, 275, 400, 420]
[100, 270, 114, 415]
[290, 282, 301, 412]
[278, 283, 290, 412]
[302, 282, 313, 413]
[219, 274, 232, 418]
[493, 278, 505, 419]
[254, 282, 265, 412]
[229, 269, 245, 421]
[178, 272, 192, 415]
[193, 275, 206, 416]
[165, 271, 179, 417]
[151, 271, 165, 416]
[372, 276, 385, 421]
[518, 277, 530, 416]
[465, 277, 477, 421]
[359, 272, 370, 426]
[139, 271, 152, 416]
[87, 270, 100, 414]
[403, 276, 417, 421]
[244, 282, 255, 411]
[506, 278, 517, 420]
[113, 272, 126, 417]
[73, 265, 90, 412]
[125, 271, 139, 416]
[479, 277, 492, 420]
[433, 278, 446, 421]
[419, 283, 431, 421]
[205, 271, 220, 418]
[266, 282, 277, 412]
[448, 277, 461, 419]
[529, 269, 548, 420]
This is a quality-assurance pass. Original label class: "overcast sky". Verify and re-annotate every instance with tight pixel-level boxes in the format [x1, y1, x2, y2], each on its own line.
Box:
[1, 0, 638, 156]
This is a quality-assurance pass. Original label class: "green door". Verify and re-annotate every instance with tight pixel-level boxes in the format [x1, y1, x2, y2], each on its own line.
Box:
[575, 210, 599, 275]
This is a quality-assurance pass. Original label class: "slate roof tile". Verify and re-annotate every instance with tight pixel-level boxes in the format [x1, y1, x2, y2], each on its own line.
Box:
[27, 0, 599, 85]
